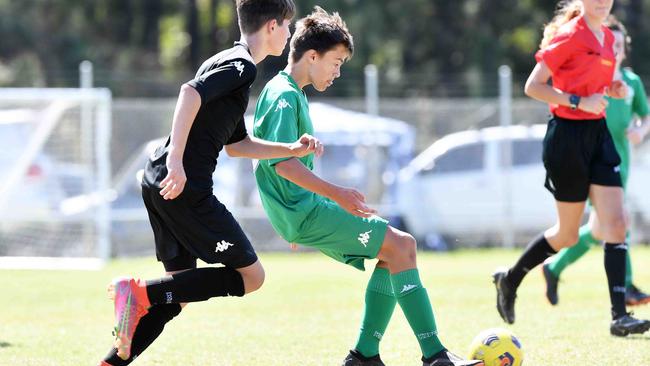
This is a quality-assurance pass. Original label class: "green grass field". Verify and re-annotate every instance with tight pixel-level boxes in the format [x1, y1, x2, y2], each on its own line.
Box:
[1, 247, 649, 365]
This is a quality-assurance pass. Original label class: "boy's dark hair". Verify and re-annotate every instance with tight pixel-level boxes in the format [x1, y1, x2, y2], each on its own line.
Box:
[605, 15, 631, 56]
[236, 0, 296, 35]
[289, 6, 354, 63]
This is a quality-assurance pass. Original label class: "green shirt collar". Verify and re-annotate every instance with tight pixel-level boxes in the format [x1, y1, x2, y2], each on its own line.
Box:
[279, 70, 303, 93]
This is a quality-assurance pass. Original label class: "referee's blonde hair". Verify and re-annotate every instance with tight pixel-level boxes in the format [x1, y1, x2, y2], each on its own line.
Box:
[540, 0, 583, 49]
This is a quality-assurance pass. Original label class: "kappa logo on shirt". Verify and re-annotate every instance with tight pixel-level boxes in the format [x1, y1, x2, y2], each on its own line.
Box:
[275, 98, 293, 111]
[215, 240, 234, 253]
[231, 61, 245, 77]
[358, 230, 372, 247]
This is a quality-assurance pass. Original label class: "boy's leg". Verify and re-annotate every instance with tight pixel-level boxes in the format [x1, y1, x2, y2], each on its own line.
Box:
[377, 227, 443, 358]
[353, 262, 396, 358]
[377, 226, 483, 366]
[101, 303, 182, 366]
[110, 256, 260, 360]
[377, 227, 481, 365]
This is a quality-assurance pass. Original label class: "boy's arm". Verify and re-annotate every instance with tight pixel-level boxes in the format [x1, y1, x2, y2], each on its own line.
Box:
[225, 133, 323, 159]
[274, 158, 376, 218]
[627, 115, 650, 145]
[159, 84, 201, 200]
[160, 60, 255, 200]
[627, 76, 650, 145]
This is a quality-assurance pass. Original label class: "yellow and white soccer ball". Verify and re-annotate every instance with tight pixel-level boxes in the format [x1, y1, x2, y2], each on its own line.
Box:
[468, 328, 523, 366]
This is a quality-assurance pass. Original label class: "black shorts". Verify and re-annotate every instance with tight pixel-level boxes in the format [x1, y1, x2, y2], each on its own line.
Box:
[141, 186, 258, 272]
[542, 115, 622, 202]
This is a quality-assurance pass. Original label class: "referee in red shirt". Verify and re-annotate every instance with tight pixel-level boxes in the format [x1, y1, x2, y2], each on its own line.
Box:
[492, 0, 650, 336]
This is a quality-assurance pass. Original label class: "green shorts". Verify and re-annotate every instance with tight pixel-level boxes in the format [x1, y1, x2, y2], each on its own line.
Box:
[293, 199, 389, 271]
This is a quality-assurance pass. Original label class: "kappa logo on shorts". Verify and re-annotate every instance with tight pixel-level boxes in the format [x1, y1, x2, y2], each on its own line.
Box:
[231, 61, 245, 77]
[358, 230, 372, 247]
[614, 165, 621, 173]
[215, 240, 234, 253]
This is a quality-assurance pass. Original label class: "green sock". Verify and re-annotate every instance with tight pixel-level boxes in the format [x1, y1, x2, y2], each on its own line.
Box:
[390, 269, 444, 358]
[625, 232, 632, 288]
[548, 225, 600, 277]
[354, 267, 397, 358]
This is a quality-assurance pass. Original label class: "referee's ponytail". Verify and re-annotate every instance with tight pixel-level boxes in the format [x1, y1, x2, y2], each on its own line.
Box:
[540, 0, 583, 50]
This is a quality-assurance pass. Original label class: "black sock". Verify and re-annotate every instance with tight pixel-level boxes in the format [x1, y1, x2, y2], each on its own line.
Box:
[507, 234, 556, 289]
[103, 304, 181, 365]
[146, 267, 245, 305]
[604, 243, 628, 319]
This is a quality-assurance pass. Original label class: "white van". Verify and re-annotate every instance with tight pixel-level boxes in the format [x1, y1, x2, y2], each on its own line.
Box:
[397, 124, 650, 247]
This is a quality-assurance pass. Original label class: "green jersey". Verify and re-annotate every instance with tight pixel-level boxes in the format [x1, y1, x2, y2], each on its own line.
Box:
[253, 71, 323, 242]
[605, 67, 649, 186]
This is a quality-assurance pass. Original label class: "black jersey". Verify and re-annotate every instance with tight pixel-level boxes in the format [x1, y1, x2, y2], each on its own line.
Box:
[143, 42, 257, 191]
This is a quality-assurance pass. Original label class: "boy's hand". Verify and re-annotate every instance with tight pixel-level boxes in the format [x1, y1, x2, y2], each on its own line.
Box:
[160, 152, 186, 200]
[330, 187, 377, 218]
[606, 80, 627, 99]
[579, 93, 608, 115]
[290, 133, 324, 158]
[627, 126, 646, 145]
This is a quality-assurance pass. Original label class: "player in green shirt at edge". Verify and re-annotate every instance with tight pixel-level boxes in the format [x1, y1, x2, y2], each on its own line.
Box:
[542, 14, 650, 306]
[252, 6, 483, 366]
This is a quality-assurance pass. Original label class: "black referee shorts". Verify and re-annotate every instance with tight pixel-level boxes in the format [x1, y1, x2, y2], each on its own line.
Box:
[542, 115, 622, 202]
[141, 186, 258, 272]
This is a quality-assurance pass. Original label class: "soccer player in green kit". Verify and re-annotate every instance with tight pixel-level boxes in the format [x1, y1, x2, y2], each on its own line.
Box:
[542, 14, 650, 307]
[252, 6, 483, 366]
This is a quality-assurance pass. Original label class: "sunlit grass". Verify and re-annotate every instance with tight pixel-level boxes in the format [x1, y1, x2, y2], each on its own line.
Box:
[1, 247, 649, 365]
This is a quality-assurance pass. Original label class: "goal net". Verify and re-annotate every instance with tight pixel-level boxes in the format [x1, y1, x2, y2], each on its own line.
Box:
[0, 88, 112, 270]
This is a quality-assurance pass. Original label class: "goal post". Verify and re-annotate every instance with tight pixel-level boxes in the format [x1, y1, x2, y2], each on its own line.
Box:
[0, 88, 112, 270]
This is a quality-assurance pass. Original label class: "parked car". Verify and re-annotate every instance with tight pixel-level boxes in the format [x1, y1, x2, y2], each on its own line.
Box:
[397, 124, 650, 247]
[0, 109, 66, 221]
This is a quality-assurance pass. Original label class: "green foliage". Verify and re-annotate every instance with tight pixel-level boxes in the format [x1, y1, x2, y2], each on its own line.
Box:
[1, 1, 649, 96]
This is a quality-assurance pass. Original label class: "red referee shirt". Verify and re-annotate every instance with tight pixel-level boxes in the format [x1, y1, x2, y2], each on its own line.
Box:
[535, 16, 616, 120]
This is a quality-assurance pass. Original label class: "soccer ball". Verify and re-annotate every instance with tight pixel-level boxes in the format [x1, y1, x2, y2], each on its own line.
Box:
[468, 328, 523, 366]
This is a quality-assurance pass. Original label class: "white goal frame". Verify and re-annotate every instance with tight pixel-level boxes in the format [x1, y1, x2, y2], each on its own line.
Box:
[0, 88, 112, 270]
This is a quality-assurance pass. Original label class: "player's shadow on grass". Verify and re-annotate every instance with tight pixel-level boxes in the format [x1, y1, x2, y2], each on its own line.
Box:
[0, 341, 11, 348]
[626, 335, 650, 340]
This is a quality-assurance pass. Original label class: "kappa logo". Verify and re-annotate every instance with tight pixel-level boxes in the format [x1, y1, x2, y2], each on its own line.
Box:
[275, 98, 293, 111]
[357, 230, 372, 247]
[416, 330, 438, 340]
[231, 61, 245, 77]
[614, 165, 621, 173]
[400, 284, 418, 294]
[215, 240, 234, 253]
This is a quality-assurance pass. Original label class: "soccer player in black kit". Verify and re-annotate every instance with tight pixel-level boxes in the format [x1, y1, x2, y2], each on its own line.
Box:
[95, 1, 324, 365]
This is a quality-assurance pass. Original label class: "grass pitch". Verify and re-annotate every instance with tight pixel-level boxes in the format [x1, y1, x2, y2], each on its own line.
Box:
[1, 247, 649, 365]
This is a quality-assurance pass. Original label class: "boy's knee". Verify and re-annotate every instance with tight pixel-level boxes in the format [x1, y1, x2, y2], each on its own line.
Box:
[393, 233, 417, 262]
[242, 267, 265, 294]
